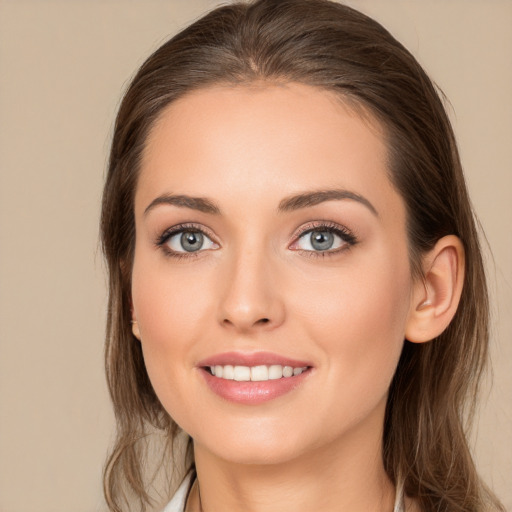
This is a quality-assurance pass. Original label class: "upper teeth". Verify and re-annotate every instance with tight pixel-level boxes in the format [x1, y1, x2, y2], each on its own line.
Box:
[210, 365, 307, 381]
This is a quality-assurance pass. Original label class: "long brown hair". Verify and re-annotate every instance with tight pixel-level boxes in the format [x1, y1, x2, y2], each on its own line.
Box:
[100, 1, 504, 510]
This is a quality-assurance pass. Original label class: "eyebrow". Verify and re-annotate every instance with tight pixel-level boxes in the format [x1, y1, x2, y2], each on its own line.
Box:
[143, 188, 378, 217]
[278, 189, 378, 216]
[144, 194, 221, 216]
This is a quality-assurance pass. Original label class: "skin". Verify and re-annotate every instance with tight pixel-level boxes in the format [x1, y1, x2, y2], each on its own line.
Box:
[130, 83, 443, 511]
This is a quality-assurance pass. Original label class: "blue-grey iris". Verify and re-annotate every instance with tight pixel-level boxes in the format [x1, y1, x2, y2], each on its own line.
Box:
[310, 231, 334, 251]
[181, 231, 204, 252]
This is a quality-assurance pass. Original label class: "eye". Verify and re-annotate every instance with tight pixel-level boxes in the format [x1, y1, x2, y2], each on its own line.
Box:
[297, 230, 343, 251]
[157, 225, 218, 256]
[291, 223, 357, 254]
[167, 230, 216, 252]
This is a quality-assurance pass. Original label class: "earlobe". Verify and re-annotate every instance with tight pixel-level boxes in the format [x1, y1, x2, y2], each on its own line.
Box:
[405, 235, 465, 344]
[131, 319, 141, 340]
[130, 298, 141, 341]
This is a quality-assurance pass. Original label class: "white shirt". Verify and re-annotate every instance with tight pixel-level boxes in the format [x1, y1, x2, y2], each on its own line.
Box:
[163, 472, 194, 512]
[162, 472, 405, 512]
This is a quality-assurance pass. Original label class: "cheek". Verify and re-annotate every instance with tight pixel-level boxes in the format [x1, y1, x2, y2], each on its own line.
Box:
[132, 251, 212, 342]
[130, 252, 215, 404]
[294, 250, 412, 391]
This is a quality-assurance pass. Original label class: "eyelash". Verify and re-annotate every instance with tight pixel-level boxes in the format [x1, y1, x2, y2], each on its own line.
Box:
[155, 223, 215, 261]
[155, 221, 358, 260]
[292, 221, 358, 258]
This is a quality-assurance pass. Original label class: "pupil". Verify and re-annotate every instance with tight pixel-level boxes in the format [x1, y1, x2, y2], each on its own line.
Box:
[310, 231, 334, 251]
[181, 231, 203, 252]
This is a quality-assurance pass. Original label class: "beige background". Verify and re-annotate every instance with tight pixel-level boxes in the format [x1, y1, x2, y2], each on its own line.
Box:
[0, 1, 510, 511]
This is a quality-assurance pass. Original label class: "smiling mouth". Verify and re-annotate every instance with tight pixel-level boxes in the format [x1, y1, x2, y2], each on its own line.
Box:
[199, 354, 313, 404]
[205, 364, 310, 381]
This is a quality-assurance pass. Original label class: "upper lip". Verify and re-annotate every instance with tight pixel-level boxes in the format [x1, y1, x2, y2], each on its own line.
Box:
[197, 351, 312, 368]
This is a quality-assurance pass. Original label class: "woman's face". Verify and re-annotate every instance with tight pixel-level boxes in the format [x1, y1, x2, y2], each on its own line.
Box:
[132, 83, 417, 465]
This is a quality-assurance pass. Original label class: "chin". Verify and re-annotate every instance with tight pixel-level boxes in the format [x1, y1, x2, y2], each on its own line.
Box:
[209, 442, 304, 466]
[193, 420, 310, 466]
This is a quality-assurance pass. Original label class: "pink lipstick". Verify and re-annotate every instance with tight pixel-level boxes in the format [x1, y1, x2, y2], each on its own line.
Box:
[197, 351, 312, 405]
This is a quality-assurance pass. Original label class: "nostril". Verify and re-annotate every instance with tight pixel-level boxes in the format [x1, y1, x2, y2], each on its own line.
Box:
[221, 316, 273, 329]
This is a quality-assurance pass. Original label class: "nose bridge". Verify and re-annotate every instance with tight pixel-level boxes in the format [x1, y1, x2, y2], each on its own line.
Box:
[218, 237, 285, 332]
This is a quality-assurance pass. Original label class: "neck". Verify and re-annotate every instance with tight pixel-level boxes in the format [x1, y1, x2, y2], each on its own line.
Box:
[189, 401, 396, 512]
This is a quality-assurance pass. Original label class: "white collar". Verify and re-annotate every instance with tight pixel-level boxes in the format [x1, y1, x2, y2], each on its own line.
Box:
[162, 472, 406, 512]
[162, 471, 193, 512]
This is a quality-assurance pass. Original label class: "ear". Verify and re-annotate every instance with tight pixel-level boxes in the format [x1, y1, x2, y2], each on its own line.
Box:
[131, 318, 141, 341]
[405, 235, 465, 343]
[129, 298, 141, 341]
[122, 259, 141, 340]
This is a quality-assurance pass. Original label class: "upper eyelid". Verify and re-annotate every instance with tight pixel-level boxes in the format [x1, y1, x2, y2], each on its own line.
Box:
[156, 224, 218, 258]
[289, 221, 358, 252]
[158, 222, 217, 243]
[291, 220, 352, 238]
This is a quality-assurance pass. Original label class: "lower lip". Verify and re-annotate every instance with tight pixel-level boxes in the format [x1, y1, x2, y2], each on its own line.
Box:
[200, 368, 311, 405]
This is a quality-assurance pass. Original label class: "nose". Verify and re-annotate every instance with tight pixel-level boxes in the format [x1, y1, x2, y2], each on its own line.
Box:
[217, 246, 285, 333]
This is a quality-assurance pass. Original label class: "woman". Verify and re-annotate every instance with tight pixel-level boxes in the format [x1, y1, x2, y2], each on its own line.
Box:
[100, 0, 505, 510]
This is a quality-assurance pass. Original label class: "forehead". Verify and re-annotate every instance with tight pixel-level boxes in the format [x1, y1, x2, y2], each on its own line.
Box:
[137, 82, 400, 222]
